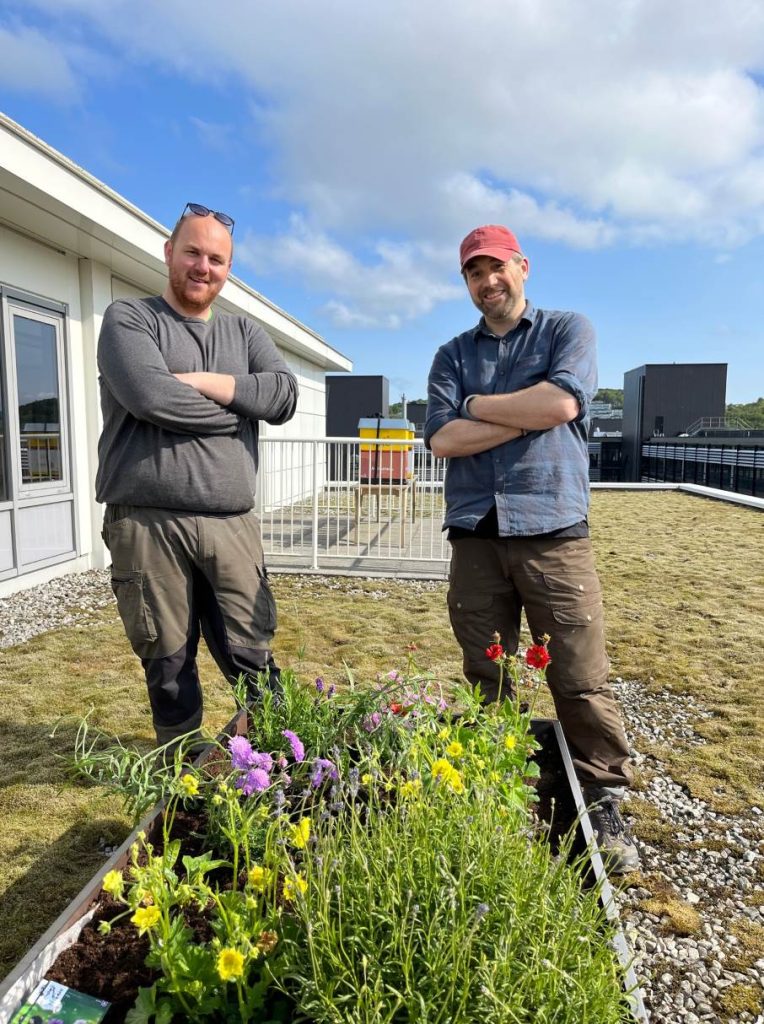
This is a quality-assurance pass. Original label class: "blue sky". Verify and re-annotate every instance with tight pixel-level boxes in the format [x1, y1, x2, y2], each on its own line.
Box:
[1, 0, 764, 404]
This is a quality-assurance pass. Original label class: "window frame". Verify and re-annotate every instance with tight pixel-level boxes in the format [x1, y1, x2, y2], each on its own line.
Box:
[0, 286, 76, 581]
[5, 300, 71, 498]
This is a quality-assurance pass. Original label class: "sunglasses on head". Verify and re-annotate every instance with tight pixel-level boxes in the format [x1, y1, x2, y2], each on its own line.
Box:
[181, 203, 235, 234]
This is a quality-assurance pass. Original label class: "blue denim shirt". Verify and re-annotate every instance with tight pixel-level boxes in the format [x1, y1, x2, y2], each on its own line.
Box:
[424, 302, 596, 536]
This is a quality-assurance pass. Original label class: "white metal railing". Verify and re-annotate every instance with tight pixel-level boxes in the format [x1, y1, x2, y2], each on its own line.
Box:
[256, 437, 449, 574]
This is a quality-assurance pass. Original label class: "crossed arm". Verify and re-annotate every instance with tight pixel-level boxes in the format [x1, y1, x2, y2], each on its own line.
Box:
[429, 381, 579, 458]
[175, 371, 235, 405]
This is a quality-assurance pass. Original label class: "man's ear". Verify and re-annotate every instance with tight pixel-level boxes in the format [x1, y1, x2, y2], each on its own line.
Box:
[163, 239, 173, 266]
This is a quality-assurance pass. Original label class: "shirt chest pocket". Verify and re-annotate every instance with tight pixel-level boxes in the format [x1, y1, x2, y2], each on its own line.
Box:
[509, 352, 549, 388]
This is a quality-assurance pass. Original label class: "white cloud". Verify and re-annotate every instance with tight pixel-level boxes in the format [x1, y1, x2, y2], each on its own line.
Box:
[10, 0, 764, 320]
[0, 22, 80, 100]
[238, 216, 462, 328]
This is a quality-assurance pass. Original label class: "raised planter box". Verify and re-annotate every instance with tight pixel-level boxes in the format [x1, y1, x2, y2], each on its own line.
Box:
[0, 715, 647, 1023]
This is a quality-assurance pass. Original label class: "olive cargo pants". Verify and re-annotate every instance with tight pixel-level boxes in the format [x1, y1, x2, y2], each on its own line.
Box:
[103, 505, 278, 746]
[448, 535, 632, 789]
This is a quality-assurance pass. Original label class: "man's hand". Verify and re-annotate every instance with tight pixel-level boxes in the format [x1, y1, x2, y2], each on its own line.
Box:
[429, 418, 522, 458]
[469, 381, 579, 430]
[174, 372, 236, 406]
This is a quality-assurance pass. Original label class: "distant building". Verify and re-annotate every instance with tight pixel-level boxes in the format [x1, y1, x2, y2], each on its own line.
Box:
[641, 435, 764, 496]
[622, 363, 727, 481]
[404, 400, 428, 438]
[589, 401, 623, 420]
[325, 375, 389, 436]
[325, 375, 390, 480]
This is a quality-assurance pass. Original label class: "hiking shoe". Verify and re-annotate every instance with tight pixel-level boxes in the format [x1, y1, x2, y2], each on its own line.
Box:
[585, 795, 641, 875]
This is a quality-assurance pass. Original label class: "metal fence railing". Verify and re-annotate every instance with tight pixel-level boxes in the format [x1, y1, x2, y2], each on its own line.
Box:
[256, 437, 450, 575]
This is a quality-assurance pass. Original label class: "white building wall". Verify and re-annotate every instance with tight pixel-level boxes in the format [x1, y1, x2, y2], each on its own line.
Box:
[0, 115, 350, 599]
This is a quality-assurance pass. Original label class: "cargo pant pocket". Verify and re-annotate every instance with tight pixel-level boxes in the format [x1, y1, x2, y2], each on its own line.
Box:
[254, 564, 277, 637]
[110, 570, 158, 652]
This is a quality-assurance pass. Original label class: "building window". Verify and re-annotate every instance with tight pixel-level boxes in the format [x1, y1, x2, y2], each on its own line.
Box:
[0, 292, 74, 578]
[13, 308, 67, 488]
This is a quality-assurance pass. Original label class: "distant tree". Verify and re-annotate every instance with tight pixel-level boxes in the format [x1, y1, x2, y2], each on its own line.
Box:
[593, 388, 623, 408]
[727, 397, 764, 428]
[390, 398, 427, 417]
[18, 397, 59, 427]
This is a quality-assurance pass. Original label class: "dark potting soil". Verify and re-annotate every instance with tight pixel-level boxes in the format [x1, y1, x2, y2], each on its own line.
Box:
[42, 737, 580, 1023]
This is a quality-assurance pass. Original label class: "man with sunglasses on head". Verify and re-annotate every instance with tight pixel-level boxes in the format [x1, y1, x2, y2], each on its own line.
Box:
[96, 203, 298, 751]
[425, 225, 639, 874]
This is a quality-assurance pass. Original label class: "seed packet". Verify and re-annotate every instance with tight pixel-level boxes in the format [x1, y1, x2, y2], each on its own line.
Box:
[9, 978, 110, 1023]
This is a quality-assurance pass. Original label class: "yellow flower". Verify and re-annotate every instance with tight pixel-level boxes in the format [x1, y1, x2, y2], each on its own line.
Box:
[504, 735, 517, 751]
[179, 773, 200, 797]
[437, 726, 451, 741]
[131, 905, 161, 931]
[361, 773, 373, 786]
[216, 947, 245, 982]
[445, 741, 464, 759]
[256, 930, 279, 955]
[449, 771, 465, 794]
[400, 778, 422, 799]
[248, 864, 272, 891]
[290, 817, 311, 850]
[431, 758, 465, 793]
[283, 874, 308, 901]
[489, 770, 501, 783]
[102, 869, 123, 898]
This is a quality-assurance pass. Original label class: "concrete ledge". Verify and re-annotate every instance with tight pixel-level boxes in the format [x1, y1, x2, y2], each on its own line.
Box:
[591, 481, 764, 511]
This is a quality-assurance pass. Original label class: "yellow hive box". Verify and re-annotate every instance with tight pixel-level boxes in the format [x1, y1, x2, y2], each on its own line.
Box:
[358, 418, 414, 452]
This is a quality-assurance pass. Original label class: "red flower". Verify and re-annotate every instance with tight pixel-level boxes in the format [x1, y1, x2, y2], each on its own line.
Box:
[525, 644, 551, 670]
[485, 643, 504, 663]
[389, 702, 410, 715]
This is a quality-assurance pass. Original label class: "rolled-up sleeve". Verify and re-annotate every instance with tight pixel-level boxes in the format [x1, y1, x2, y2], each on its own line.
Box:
[546, 312, 597, 422]
[424, 345, 462, 448]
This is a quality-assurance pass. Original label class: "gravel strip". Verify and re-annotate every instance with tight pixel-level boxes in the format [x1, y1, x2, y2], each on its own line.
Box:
[1, 570, 763, 1022]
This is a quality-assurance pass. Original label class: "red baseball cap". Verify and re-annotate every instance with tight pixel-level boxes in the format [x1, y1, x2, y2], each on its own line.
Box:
[459, 225, 523, 271]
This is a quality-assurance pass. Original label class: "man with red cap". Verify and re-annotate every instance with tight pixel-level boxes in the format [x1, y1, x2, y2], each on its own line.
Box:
[425, 225, 639, 873]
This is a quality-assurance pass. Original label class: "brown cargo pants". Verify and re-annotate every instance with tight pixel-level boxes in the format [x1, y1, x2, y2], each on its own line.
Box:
[102, 505, 278, 746]
[448, 535, 632, 790]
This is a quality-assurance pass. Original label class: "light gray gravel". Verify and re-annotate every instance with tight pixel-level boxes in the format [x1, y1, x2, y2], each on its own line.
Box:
[615, 679, 764, 1024]
[1, 570, 763, 1023]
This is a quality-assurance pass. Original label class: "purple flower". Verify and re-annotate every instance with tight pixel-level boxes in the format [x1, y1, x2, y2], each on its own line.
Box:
[310, 757, 338, 788]
[228, 735, 256, 770]
[362, 712, 382, 733]
[386, 670, 402, 683]
[327, 684, 335, 698]
[315, 676, 325, 693]
[237, 768, 270, 796]
[251, 750, 274, 773]
[277, 755, 288, 769]
[282, 729, 305, 762]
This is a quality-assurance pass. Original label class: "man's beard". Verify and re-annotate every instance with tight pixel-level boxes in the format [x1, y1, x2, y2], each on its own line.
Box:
[168, 266, 218, 312]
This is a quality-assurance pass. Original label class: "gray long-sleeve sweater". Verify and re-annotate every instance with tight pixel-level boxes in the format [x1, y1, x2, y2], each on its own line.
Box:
[95, 296, 298, 512]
